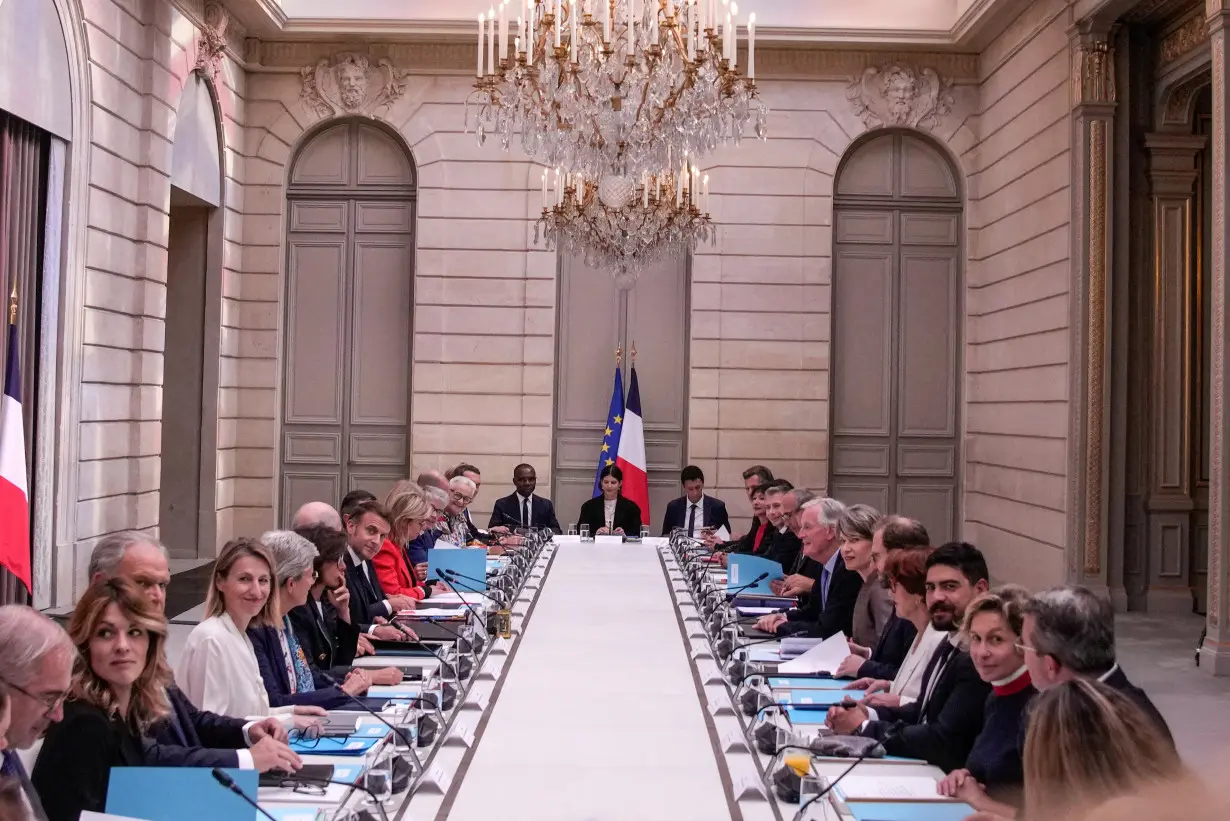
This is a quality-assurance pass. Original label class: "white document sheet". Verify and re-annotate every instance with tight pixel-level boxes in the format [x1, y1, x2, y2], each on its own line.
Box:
[834, 774, 945, 801]
[776, 632, 849, 674]
[713, 525, 731, 541]
[81, 814, 148, 821]
[595, 534, 623, 545]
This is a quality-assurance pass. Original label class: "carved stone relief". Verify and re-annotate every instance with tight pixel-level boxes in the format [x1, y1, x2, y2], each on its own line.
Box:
[845, 64, 953, 131]
[192, 2, 229, 79]
[1160, 13, 1209, 67]
[300, 53, 409, 119]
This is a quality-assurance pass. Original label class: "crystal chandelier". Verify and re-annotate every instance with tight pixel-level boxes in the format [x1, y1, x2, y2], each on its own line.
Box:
[535, 164, 715, 287]
[468, 0, 767, 178]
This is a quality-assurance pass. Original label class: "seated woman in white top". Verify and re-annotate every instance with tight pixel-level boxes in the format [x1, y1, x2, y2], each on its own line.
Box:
[844, 546, 947, 707]
[175, 537, 324, 727]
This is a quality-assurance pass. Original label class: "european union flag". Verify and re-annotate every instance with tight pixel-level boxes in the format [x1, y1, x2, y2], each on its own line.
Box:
[593, 366, 625, 497]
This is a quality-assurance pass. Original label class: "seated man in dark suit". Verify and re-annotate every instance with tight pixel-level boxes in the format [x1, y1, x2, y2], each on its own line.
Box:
[756, 481, 803, 573]
[1021, 585, 1174, 746]
[755, 498, 861, 639]
[342, 498, 418, 641]
[827, 542, 993, 773]
[660, 465, 731, 537]
[489, 463, 563, 533]
[84, 531, 300, 772]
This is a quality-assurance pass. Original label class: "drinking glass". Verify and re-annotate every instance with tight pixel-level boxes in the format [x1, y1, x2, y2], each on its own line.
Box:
[640, 525, 652, 539]
[579, 524, 590, 540]
[567, 523, 577, 535]
[364, 746, 394, 806]
[798, 774, 828, 819]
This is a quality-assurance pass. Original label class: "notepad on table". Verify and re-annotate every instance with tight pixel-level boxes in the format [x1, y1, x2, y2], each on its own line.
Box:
[834, 776, 947, 802]
[768, 676, 848, 690]
[773, 689, 859, 707]
[747, 646, 783, 663]
[777, 632, 849, 674]
[365, 684, 422, 700]
[736, 605, 789, 616]
[847, 801, 977, 820]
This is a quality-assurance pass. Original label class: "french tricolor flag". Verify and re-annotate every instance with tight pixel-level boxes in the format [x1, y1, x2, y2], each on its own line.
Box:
[0, 320, 31, 592]
[615, 367, 650, 527]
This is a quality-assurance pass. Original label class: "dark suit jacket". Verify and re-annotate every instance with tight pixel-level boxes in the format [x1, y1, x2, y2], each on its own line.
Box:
[660, 495, 732, 536]
[3, 750, 46, 821]
[780, 553, 862, 639]
[861, 640, 992, 772]
[32, 700, 145, 821]
[289, 594, 360, 677]
[489, 492, 563, 533]
[724, 518, 771, 555]
[145, 685, 247, 768]
[761, 528, 803, 575]
[857, 612, 918, 680]
[577, 495, 643, 535]
[247, 624, 351, 709]
[1103, 666, 1174, 746]
[344, 550, 391, 629]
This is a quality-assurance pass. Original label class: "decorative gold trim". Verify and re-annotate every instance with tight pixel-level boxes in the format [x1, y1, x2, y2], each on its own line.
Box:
[1206, 29, 1226, 629]
[1161, 13, 1209, 67]
[1085, 118, 1110, 576]
[1073, 32, 1115, 107]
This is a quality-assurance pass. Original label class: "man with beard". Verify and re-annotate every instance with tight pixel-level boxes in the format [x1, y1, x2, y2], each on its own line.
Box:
[826, 542, 992, 773]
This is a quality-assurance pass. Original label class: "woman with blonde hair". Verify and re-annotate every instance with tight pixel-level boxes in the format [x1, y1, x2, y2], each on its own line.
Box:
[836, 504, 894, 648]
[175, 538, 324, 727]
[31, 580, 169, 821]
[965, 677, 1186, 821]
[373, 480, 449, 601]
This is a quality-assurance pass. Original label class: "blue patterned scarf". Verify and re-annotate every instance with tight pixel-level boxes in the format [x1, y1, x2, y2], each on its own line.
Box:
[283, 615, 316, 693]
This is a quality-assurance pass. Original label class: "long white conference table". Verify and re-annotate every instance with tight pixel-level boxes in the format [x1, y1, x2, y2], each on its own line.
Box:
[439, 542, 734, 820]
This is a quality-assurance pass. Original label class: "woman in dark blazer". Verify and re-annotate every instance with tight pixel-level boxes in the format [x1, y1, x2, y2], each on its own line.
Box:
[33, 580, 168, 821]
[577, 464, 643, 536]
[249, 530, 372, 710]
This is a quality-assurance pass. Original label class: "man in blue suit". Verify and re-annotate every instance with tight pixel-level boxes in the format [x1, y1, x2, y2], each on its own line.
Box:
[660, 465, 731, 537]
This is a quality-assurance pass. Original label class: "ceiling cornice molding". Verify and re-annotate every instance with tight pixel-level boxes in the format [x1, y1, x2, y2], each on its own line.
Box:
[245, 39, 980, 82]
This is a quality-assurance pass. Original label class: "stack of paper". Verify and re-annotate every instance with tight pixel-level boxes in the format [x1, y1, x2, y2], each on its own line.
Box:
[834, 775, 946, 801]
[777, 632, 848, 674]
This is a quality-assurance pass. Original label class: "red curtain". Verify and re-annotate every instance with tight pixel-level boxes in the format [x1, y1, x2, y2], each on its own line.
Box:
[0, 111, 49, 605]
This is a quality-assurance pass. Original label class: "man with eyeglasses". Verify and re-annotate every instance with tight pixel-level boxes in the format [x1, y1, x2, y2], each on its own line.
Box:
[87, 531, 303, 773]
[0, 605, 76, 820]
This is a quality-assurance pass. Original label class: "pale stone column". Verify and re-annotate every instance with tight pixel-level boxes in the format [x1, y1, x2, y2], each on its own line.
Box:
[1067, 21, 1117, 592]
[1202, 0, 1230, 674]
[1143, 134, 1206, 612]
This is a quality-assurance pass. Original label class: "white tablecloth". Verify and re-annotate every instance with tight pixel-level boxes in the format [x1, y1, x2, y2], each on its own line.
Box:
[444, 544, 732, 821]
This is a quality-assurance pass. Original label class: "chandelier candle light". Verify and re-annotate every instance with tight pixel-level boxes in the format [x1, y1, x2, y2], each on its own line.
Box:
[469, 0, 767, 179]
[535, 161, 715, 288]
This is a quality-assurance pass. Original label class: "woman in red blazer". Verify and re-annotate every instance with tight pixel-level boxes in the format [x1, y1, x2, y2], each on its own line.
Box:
[373, 481, 441, 601]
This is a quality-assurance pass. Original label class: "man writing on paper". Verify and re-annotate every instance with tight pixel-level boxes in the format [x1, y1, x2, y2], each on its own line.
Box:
[660, 465, 731, 538]
[827, 542, 992, 773]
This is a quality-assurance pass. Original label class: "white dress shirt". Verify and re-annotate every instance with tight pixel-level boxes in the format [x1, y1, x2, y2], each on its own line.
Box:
[685, 495, 706, 533]
[174, 613, 295, 724]
[889, 623, 948, 705]
[603, 498, 617, 529]
[346, 545, 394, 632]
[516, 493, 534, 527]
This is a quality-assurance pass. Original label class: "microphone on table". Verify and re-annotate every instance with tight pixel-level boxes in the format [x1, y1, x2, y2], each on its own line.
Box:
[716, 632, 781, 663]
[440, 572, 512, 641]
[783, 728, 899, 815]
[421, 615, 485, 657]
[268, 774, 391, 821]
[437, 572, 497, 624]
[319, 672, 441, 761]
[706, 572, 770, 619]
[211, 768, 278, 821]
[379, 625, 473, 682]
[440, 570, 506, 606]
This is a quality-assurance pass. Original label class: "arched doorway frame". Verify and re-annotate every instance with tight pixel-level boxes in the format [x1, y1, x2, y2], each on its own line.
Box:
[828, 127, 967, 542]
[277, 117, 419, 520]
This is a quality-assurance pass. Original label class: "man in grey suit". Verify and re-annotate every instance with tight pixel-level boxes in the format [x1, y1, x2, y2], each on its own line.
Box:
[0, 605, 76, 821]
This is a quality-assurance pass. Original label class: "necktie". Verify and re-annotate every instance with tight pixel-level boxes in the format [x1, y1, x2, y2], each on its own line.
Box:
[920, 641, 957, 716]
[522, 497, 530, 527]
[1, 750, 20, 777]
[687, 504, 698, 537]
[820, 566, 830, 608]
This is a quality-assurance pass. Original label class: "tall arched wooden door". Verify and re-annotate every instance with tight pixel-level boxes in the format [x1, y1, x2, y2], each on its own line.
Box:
[829, 132, 962, 543]
[279, 121, 416, 522]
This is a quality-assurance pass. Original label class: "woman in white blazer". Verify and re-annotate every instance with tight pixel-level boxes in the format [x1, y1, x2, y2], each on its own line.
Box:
[846, 546, 947, 708]
[175, 537, 324, 726]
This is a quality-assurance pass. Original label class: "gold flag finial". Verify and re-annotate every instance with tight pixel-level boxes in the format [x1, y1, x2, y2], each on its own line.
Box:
[615, 345, 623, 366]
[629, 342, 638, 363]
[8, 281, 15, 326]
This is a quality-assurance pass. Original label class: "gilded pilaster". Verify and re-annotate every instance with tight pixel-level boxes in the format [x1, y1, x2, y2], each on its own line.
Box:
[1068, 22, 1117, 589]
[1201, 0, 1230, 673]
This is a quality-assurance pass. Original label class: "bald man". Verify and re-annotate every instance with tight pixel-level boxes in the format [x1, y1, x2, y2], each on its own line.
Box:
[416, 470, 449, 492]
[292, 501, 343, 530]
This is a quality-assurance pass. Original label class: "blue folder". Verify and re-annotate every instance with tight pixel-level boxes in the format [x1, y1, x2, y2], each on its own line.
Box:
[266, 809, 326, 821]
[108, 768, 260, 821]
[783, 705, 829, 725]
[726, 554, 784, 594]
[290, 732, 384, 756]
[848, 802, 977, 821]
[767, 677, 848, 690]
[428, 547, 488, 591]
[773, 689, 860, 707]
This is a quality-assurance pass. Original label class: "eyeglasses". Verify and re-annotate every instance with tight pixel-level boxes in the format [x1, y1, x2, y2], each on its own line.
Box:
[0, 677, 69, 717]
[272, 779, 327, 796]
[1014, 641, 1037, 654]
[289, 725, 323, 748]
[451, 492, 474, 504]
